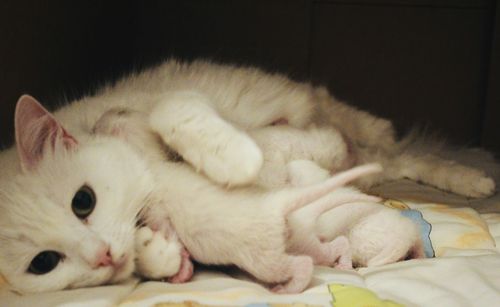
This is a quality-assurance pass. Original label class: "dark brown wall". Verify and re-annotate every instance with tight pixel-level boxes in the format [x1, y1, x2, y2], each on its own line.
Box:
[0, 0, 138, 147]
[482, 1, 500, 153]
[0, 0, 498, 153]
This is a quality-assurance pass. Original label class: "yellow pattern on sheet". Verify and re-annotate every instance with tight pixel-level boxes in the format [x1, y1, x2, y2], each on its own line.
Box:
[406, 202, 496, 256]
[154, 304, 320, 307]
[329, 284, 403, 307]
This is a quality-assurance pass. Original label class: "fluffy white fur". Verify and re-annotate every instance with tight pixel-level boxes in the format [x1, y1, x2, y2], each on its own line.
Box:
[0, 92, 380, 294]
[0, 59, 496, 293]
[97, 108, 423, 272]
[0, 134, 153, 292]
[2, 60, 495, 193]
[143, 161, 381, 293]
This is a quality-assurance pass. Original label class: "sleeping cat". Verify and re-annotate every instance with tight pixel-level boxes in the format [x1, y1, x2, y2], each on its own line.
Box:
[0, 97, 381, 293]
[96, 107, 424, 271]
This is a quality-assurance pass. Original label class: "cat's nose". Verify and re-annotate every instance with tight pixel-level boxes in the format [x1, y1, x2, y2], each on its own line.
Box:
[93, 246, 113, 268]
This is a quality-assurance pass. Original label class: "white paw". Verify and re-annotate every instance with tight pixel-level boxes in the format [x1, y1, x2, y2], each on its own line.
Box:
[446, 166, 496, 198]
[468, 176, 496, 198]
[195, 133, 263, 186]
[135, 227, 182, 279]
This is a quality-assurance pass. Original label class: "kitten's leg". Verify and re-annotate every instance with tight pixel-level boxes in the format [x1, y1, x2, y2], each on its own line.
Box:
[150, 91, 263, 186]
[294, 234, 353, 269]
[270, 256, 315, 294]
[330, 236, 353, 269]
[240, 253, 314, 294]
[287, 188, 378, 268]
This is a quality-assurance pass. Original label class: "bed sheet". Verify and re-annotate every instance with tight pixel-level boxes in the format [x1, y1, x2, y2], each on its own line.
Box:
[2, 184, 500, 307]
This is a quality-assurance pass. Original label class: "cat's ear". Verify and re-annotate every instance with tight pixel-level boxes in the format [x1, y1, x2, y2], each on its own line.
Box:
[15, 95, 78, 171]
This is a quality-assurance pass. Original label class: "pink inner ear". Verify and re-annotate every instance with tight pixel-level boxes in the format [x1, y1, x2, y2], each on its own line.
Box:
[15, 95, 77, 171]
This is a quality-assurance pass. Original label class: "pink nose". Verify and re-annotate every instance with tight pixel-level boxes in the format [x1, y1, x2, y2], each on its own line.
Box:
[94, 246, 113, 268]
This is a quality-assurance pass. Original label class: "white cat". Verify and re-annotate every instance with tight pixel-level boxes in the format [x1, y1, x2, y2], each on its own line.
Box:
[0, 96, 380, 293]
[0, 59, 495, 293]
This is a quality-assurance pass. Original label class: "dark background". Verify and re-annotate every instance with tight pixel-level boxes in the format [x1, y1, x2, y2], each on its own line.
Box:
[1, 0, 499, 153]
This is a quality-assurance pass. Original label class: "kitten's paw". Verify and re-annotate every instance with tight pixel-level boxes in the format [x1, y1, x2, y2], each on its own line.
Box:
[197, 134, 263, 186]
[135, 227, 182, 279]
[446, 166, 495, 198]
[328, 236, 353, 270]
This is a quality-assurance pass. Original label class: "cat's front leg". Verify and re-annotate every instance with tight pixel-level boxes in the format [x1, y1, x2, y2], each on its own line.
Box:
[150, 91, 263, 186]
[135, 226, 189, 281]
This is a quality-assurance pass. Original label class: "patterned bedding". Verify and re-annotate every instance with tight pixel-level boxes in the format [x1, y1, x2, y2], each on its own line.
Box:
[2, 183, 500, 307]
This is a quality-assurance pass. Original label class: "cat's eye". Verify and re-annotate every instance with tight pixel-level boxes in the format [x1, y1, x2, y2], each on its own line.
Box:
[72, 185, 96, 219]
[28, 251, 62, 275]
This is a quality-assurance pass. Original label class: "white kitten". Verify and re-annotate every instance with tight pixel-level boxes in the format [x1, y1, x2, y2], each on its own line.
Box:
[315, 201, 424, 267]
[143, 161, 381, 293]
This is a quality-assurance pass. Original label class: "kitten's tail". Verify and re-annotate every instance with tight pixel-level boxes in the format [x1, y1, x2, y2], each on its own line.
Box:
[280, 163, 382, 215]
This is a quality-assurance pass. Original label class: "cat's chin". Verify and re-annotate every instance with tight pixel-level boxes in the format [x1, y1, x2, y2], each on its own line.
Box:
[107, 257, 135, 285]
[65, 257, 135, 290]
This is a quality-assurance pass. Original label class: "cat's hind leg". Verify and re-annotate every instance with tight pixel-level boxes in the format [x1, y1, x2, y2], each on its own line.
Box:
[150, 91, 263, 186]
[393, 153, 495, 198]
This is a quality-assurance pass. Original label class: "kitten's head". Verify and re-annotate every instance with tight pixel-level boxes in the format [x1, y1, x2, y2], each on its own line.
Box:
[0, 96, 154, 293]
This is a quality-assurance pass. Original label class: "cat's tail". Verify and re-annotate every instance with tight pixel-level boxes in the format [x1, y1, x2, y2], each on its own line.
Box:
[278, 163, 382, 216]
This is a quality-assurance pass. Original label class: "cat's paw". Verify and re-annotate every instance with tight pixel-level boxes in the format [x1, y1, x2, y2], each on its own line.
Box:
[195, 133, 263, 187]
[167, 248, 194, 283]
[135, 227, 182, 279]
[446, 166, 495, 198]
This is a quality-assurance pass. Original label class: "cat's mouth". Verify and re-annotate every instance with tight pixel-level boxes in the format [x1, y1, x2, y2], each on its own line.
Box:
[102, 255, 134, 284]
[113, 258, 133, 279]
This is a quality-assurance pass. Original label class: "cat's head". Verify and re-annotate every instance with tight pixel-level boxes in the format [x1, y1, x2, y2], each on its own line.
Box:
[0, 96, 154, 293]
